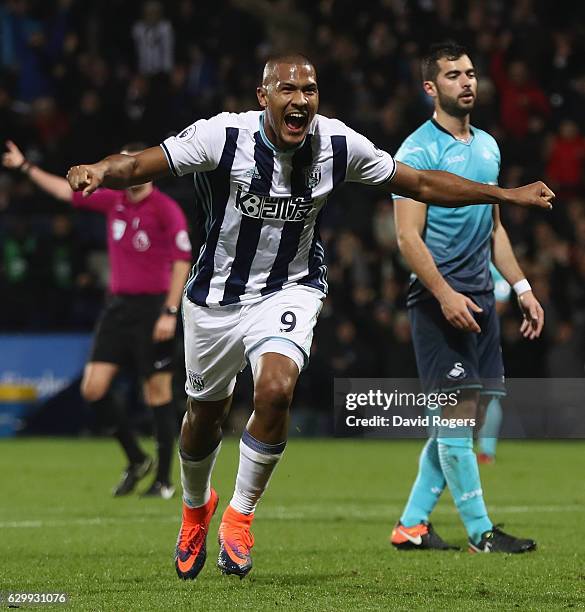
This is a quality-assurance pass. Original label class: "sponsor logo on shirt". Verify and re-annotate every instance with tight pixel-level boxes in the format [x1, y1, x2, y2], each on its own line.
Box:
[175, 230, 192, 252]
[244, 166, 262, 180]
[235, 185, 314, 222]
[446, 154, 465, 164]
[112, 219, 127, 241]
[133, 230, 151, 251]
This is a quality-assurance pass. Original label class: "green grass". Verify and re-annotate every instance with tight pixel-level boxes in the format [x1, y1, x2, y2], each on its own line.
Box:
[1, 438, 584, 611]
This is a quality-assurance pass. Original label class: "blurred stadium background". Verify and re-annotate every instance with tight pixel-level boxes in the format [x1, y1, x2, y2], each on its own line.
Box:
[2, 0, 585, 437]
[1, 1, 585, 609]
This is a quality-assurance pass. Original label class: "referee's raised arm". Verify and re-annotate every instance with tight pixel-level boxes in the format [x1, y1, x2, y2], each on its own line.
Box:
[66, 146, 170, 196]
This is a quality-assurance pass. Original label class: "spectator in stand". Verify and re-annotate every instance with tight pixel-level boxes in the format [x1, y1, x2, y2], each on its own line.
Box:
[563, 74, 585, 128]
[490, 35, 550, 140]
[37, 212, 88, 329]
[0, 85, 28, 154]
[384, 310, 417, 378]
[0, 216, 41, 328]
[31, 96, 69, 152]
[546, 119, 585, 196]
[185, 44, 217, 115]
[132, 1, 174, 76]
[331, 319, 375, 378]
[0, 0, 53, 101]
[233, 0, 311, 54]
[64, 90, 113, 166]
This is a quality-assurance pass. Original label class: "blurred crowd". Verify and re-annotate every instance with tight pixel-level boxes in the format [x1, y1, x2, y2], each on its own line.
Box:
[2, 0, 585, 410]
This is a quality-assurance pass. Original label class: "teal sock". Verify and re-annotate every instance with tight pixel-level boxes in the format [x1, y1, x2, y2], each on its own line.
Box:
[437, 427, 492, 543]
[400, 437, 446, 527]
[479, 397, 502, 457]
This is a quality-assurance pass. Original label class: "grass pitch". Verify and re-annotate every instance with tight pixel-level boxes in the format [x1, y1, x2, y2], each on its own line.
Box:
[1, 438, 584, 611]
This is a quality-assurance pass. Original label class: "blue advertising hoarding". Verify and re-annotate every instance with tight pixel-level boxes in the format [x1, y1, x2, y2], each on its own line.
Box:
[0, 334, 92, 436]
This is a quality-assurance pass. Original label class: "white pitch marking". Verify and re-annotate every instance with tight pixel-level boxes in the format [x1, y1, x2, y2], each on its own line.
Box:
[0, 504, 582, 529]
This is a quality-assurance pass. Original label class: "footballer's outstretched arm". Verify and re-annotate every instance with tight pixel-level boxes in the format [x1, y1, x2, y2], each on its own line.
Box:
[390, 161, 554, 210]
[67, 146, 170, 196]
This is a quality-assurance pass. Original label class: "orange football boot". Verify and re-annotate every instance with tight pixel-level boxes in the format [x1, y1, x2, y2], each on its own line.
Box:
[217, 505, 255, 578]
[175, 488, 219, 580]
[391, 521, 458, 550]
[477, 452, 496, 465]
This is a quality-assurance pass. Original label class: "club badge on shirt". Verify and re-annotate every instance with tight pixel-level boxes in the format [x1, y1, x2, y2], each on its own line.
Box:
[304, 165, 321, 188]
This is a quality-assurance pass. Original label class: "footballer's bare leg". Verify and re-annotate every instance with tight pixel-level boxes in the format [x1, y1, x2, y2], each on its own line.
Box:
[247, 352, 298, 443]
[218, 353, 298, 578]
[181, 395, 233, 458]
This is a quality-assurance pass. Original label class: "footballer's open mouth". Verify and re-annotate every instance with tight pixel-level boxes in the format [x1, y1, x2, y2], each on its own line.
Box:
[284, 110, 309, 134]
[459, 92, 475, 102]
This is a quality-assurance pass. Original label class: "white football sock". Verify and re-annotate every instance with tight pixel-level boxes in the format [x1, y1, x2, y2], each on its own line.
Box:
[180, 441, 221, 508]
[229, 432, 285, 515]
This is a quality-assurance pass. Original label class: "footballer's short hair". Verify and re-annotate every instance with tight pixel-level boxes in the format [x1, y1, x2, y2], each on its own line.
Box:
[262, 53, 316, 86]
[421, 41, 470, 82]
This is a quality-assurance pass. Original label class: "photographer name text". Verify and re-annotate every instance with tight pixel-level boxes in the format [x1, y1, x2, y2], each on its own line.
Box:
[346, 415, 476, 428]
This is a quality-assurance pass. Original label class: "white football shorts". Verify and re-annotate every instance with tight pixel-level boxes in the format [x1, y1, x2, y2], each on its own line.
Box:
[182, 284, 324, 401]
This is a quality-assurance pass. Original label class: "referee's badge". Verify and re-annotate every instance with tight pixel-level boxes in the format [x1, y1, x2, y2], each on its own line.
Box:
[175, 230, 192, 252]
[112, 219, 126, 241]
[304, 165, 321, 188]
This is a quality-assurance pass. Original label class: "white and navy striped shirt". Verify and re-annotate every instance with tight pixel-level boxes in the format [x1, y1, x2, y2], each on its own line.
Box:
[161, 111, 396, 308]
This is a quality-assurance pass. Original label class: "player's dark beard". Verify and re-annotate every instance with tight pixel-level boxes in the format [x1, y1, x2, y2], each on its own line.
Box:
[437, 90, 473, 118]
